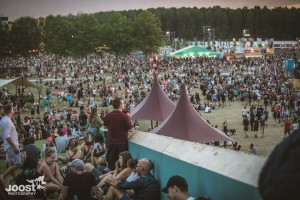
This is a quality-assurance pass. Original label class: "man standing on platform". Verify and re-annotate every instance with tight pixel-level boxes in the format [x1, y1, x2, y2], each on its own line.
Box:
[104, 97, 134, 171]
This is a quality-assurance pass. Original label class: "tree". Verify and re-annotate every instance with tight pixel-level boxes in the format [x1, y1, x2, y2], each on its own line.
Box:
[293, 49, 300, 79]
[0, 22, 9, 57]
[102, 12, 133, 59]
[227, 9, 244, 39]
[44, 15, 74, 58]
[132, 11, 164, 56]
[71, 14, 102, 59]
[9, 17, 41, 65]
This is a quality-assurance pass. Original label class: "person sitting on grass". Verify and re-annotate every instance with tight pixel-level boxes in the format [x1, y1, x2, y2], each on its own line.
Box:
[22, 135, 41, 164]
[57, 138, 83, 164]
[54, 128, 68, 154]
[84, 151, 132, 187]
[97, 153, 136, 193]
[58, 159, 103, 200]
[80, 138, 93, 163]
[41, 137, 57, 159]
[15, 157, 46, 200]
[87, 107, 103, 142]
[38, 148, 63, 196]
[104, 158, 138, 199]
[91, 134, 106, 167]
[103, 158, 160, 200]
[204, 104, 212, 113]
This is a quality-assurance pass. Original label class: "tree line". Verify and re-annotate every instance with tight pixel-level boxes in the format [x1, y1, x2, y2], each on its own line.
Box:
[0, 6, 299, 59]
[147, 6, 300, 41]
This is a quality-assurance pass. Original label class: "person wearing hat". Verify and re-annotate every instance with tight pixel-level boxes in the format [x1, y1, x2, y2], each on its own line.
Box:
[58, 159, 103, 200]
[42, 137, 57, 159]
[162, 175, 195, 200]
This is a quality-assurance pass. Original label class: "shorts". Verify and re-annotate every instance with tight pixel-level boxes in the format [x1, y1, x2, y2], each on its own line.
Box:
[244, 126, 249, 131]
[91, 167, 103, 184]
[120, 193, 132, 200]
[6, 146, 22, 165]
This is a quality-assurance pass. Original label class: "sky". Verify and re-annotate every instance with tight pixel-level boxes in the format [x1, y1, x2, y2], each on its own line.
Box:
[1, 0, 300, 21]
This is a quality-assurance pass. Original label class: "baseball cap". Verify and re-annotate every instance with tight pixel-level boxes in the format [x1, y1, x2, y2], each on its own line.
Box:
[68, 159, 84, 170]
[162, 175, 188, 193]
[46, 137, 53, 142]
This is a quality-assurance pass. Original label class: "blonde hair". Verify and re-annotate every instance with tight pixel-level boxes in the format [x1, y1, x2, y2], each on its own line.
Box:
[88, 107, 98, 124]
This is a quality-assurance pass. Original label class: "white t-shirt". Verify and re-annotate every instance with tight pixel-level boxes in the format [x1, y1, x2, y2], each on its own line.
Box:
[187, 197, 196, 200]
[126, 172, 138, 182]
[0, 116, 19, 150]
[205, 106, 211, 113]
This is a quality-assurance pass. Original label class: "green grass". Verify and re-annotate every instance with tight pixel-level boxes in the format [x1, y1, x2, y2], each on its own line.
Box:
[0, 71, 163, 175]
[0, 139, 68, 178]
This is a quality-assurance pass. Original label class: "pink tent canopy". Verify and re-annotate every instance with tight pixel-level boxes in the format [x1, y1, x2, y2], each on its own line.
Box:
[130, 73, 176, 122]
[150, 85, 233, 143]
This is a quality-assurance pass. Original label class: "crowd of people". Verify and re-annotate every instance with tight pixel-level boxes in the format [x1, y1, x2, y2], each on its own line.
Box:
[0, 47, 300, 199]
[0, 98, 211, 200]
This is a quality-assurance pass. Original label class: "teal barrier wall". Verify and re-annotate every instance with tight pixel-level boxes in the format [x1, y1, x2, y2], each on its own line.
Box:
[129, 132, 264, 200]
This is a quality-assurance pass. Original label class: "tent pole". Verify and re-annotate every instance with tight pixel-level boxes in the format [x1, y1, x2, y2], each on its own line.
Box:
[37, 85, 40, 115]
[22, 75, 24, 108]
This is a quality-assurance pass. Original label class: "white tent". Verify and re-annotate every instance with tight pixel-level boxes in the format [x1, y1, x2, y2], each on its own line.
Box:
[0, 77, 38, 89]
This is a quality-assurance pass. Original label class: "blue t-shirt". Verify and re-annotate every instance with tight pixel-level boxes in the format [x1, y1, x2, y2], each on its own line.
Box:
[55, 136, 68, 153]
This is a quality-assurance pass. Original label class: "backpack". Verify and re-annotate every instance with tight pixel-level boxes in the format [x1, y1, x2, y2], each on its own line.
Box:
[243, 118, 249, 126]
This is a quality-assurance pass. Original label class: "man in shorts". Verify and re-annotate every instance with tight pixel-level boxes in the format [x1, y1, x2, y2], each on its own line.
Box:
[0, 104, 21, 178]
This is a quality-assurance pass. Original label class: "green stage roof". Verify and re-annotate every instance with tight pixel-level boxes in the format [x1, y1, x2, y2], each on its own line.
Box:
[171, 46, 221, 57]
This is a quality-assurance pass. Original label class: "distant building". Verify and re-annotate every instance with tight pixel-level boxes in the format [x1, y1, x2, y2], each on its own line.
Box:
[0, 16, 8, 25]
[273, 41, 299, 49]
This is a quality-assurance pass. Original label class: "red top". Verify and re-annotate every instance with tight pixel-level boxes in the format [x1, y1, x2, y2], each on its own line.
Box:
[104, 110, 133, 145]
[284, 120, 292, 131]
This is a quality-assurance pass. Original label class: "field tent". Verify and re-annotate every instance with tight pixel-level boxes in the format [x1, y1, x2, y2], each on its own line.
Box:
[0, 76, 38, 89]
[170, 45, 222, 57]
[151, 84, 232, 144]
[131, 73, 175, 122]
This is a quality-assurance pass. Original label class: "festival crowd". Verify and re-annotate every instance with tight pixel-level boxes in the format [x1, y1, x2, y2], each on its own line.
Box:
[0, 47, 299, 199]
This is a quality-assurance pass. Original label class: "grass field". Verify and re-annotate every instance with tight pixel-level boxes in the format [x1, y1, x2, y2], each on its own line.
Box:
[0, 139, 70, 178]
[0, 70, 286, 176]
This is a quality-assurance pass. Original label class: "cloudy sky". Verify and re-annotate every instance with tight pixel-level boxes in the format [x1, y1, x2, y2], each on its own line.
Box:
[1, 0, 300, 21]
